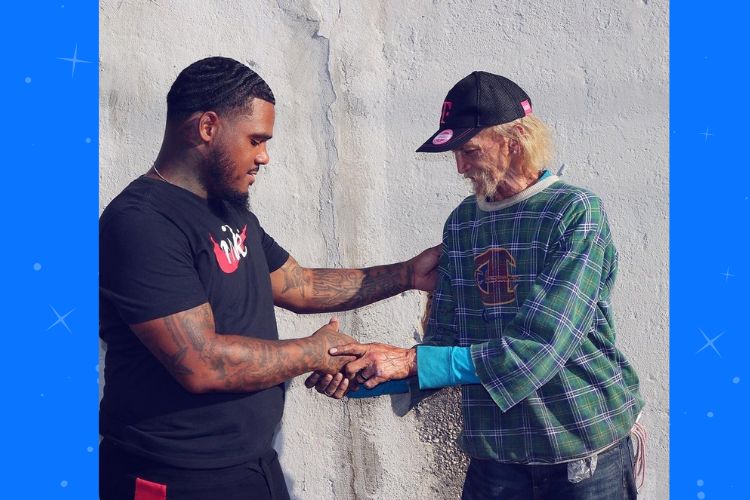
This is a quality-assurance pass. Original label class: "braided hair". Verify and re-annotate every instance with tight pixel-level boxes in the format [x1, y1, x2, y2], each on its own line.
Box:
[166, 57, 275, 122]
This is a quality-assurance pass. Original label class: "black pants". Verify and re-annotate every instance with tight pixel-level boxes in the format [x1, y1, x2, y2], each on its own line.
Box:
[461, 436, 637, 500]
[100, 439, 290, 500]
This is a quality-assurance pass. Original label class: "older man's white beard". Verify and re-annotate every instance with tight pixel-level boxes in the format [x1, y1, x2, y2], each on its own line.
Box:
[466, 169, 499, 200]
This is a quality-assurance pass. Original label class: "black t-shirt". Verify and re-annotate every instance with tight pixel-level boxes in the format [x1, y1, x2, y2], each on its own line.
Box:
[99, 176, 289, 469]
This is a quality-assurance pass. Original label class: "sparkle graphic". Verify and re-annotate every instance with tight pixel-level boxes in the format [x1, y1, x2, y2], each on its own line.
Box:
[48, 306, 75, 333]
[720, 267, 735, 281]
[696, 329, 724, 357]
[699, 128, 713, 141]
[57, 44, 92, 78]
[733, 376, 740, 384]
[87, 446, 93, 453]
[24, 76, 31, 84]
[60, 480, 68, 488]
[33, 262, 41, 271]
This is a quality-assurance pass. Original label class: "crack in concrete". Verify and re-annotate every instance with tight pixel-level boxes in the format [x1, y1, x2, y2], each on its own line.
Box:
[275, 3, 356, 498]
[274, 0, 343, 266]
[314, 32, 343, 269]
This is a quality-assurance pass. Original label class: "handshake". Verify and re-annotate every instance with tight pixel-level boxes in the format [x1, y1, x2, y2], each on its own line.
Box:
[303, 316, 416, 399]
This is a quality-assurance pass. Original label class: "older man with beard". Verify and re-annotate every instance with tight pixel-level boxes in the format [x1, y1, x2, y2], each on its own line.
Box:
[98, 57, 440, 500]
[312, 72, 645, 500]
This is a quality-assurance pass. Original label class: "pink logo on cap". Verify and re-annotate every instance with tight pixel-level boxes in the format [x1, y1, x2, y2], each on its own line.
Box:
[520, 99, 532, 115]
[432, 129, 454, 145]
[440, 101, 453, 124]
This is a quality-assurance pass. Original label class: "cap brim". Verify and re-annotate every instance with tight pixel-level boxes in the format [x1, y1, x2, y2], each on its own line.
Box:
[415, 127, 483, 153]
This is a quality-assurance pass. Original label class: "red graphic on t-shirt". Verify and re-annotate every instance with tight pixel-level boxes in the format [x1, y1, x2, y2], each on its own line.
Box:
[209, 224, 248, 274]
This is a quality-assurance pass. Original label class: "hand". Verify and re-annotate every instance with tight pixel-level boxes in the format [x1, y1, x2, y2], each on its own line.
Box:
[330, 343, 417, 389]
[304, 370, 359, 399]
[407, 244, 441, 292]
[309, 317, 358, 375]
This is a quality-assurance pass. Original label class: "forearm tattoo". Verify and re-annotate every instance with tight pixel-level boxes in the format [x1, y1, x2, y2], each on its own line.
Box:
[279, 259, 411, 313]
[279, 261, 307, 296]
[136, 303, 326, 392]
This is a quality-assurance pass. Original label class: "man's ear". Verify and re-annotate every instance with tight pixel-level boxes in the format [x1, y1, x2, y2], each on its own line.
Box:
[198, 111, 220, 143]
[509, 137, 521, 156]
[509, 125, 526, 155]
[512, 124, 526, 137]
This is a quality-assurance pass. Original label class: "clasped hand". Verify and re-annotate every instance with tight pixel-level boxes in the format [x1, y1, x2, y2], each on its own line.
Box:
[304, 342, 416, 399]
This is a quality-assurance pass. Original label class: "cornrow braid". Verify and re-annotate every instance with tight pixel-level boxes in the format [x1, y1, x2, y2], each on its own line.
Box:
[166, 56, 275, 122]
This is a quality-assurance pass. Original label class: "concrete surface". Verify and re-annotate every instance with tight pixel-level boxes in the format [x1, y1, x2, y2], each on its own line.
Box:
[100, 1, 669, 498]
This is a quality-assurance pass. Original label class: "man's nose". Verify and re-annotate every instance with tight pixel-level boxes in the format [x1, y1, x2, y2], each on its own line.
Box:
[456, 156, 470, 175]
[256, 145, 269, 165]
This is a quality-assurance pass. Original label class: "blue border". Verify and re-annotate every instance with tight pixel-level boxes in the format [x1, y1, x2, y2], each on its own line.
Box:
[671, 2, 749, 498]
[2, 2, 98, 498]
[4, 2, 748, 498]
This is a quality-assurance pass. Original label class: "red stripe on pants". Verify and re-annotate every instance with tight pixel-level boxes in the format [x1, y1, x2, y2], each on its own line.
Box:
[134, 477, 167, 500]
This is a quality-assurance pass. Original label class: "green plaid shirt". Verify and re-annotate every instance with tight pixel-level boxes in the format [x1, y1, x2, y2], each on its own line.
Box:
[422, 175, 644, 463]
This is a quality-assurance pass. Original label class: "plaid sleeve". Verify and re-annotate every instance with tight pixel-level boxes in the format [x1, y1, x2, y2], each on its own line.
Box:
[423, 240, 459, 347]
[470, 194, 608, 412]
[407, 232, 460, 406]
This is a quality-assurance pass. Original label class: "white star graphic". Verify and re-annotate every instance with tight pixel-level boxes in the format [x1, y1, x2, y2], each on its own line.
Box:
[57, 44, 92, 78]
[699, 128, 713, 142]
[48, 306, 74, 333]
[696, 328, 724, 357]
[720, 267, 735, 282]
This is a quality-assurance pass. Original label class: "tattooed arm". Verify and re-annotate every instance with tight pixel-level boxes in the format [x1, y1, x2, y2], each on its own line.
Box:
[270, 245, 441, 314]
[130, 303, 356, 394]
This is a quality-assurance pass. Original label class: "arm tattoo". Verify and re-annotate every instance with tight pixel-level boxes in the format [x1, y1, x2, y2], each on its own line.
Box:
[276, 259, 410, 313]
[280, 261, 307, 296]
[150, 314, 195, 378]
[306, 265, 407, 312]
[207, 334, 325, 392]
[135, 303, 329, 393]
[156, 345, 194, 377]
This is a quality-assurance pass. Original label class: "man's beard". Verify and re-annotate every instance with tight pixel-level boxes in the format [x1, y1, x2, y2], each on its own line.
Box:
[202, 148, 249, 210]
[466, 168, 499, 200]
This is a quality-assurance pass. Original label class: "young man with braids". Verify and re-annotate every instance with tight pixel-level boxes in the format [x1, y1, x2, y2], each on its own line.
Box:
[99, 57, 439, 500]
[310, 72, 644, 499]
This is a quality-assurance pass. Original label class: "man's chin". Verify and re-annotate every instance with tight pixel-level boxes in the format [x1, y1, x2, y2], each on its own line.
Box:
[227, 192, 250, 209]
[211, 188, 249, 209]
[469, 181, 490, 199]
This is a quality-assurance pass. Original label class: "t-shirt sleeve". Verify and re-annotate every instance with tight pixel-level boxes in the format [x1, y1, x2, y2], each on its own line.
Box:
[100, 205, 208, 325]
[256, 218, 289, 273]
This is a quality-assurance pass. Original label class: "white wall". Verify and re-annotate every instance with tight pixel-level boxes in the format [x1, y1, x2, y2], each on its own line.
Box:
[100, 1, 669, 498]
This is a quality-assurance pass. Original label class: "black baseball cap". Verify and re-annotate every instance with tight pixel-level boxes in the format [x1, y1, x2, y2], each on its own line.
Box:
[416, 71, 533, 153]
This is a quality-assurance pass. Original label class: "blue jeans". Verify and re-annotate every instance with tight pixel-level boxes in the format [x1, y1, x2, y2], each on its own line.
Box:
[462, 437, 637, 500]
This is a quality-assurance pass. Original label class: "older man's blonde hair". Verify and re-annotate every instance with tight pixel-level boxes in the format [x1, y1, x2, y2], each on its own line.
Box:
[490, 114, 554, 176]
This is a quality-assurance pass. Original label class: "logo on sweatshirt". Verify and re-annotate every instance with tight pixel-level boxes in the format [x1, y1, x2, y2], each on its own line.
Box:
[474, 248, 518, 305]
[209, 224, 248, 274]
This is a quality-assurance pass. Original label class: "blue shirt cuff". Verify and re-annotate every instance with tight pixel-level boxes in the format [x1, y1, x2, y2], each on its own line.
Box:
[346, 379, 409, 398]
[417, 345, 480, 389]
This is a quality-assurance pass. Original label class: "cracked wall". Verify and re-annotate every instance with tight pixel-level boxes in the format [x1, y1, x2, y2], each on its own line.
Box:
[100, 1, 669, 498]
